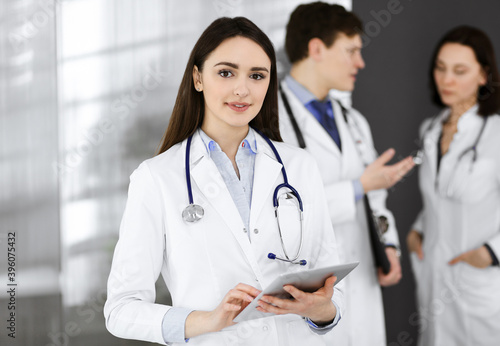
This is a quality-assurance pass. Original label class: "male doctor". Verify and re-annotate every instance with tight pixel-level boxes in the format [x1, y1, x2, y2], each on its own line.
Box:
[279, 3, 415, 345]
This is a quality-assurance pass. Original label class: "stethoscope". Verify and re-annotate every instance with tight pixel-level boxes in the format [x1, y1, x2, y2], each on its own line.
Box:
[412, 112, 487, 167]
[412, 111, 487, 198]
[182, 128, 307, 266]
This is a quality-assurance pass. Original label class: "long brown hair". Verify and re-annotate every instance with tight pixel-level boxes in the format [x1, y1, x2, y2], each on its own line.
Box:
[157, 17, 281, 155]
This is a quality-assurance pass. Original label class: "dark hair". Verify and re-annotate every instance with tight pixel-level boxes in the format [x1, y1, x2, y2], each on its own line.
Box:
[157, 17, 281, 154]
[285, 2, 363, 64]
[430, 25, 500, 116]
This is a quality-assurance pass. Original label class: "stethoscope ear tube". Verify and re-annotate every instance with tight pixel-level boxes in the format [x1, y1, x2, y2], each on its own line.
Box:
[183, 135, 204, 223]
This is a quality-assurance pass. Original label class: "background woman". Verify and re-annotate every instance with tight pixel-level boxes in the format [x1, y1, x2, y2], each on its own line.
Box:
[407, 25, 500, 346]
[104, 17, 345, 345]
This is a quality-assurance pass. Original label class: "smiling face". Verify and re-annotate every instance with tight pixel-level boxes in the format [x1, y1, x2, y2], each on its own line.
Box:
[434, 43, 486, 111]
[193, 36, 271, 137]
[319, 33, 365, 92]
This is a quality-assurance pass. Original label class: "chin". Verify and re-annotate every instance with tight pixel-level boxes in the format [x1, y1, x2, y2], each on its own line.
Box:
[439, 96, 456, 107]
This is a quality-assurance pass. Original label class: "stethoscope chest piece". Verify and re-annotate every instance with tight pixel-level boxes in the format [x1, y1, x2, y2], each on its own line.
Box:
[182, 204, 204, 223]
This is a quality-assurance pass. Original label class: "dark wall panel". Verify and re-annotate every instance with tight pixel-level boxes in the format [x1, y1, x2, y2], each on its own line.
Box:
[351, 0, 500, 344]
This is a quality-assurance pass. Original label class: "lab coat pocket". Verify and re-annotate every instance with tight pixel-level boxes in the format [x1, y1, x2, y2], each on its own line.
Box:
[458, 262, 500, 310]
[459, 262, 499, 288]
[218, 319, 278, 346]
[284, 319, 328, 346]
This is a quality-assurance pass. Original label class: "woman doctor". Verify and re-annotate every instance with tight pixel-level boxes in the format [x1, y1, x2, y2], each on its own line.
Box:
[104, 17, 345, 345]
[407, 26, 500, 346]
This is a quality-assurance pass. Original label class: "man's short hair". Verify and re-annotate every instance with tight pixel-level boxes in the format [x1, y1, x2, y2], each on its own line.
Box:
[285, 2, 363, 64]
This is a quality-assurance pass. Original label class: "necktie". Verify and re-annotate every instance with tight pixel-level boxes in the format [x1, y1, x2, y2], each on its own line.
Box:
[306, 99, 342, 150]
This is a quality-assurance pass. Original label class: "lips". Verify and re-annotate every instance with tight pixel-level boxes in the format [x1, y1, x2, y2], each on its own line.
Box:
[227, 102, 250, 112]
[440, 90, 454, 96]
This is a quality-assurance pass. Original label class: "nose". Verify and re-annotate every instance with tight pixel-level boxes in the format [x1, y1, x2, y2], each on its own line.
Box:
[234, 78, 249, 97]
[356, 52, 365, 69]
[442, 71, 454, 85]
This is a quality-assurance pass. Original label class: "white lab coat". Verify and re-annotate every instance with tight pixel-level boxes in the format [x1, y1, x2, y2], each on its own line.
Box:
[410, 106, 500, 346]
[279, 81, 400, 346]
[104, 130, 345, 345]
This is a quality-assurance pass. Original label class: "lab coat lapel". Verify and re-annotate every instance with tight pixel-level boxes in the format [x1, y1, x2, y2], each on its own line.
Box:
[188, 133, 265, 281]
[424, 112, 447, 187]
[249, 135, 283, 231]
[426, 123, 441, 185]
[282, 82, 341, 158]
[189, 140, 244, 233]
[331, 100, 357, 177]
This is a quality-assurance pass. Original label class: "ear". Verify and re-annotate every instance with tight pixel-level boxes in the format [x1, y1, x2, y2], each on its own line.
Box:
[192, 65, 203, 92]
[308, 38, 325, 62]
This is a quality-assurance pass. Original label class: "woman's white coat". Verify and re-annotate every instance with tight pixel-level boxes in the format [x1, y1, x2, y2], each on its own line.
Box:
[411, 106, 500, 346]
[104, 130, 345, 345]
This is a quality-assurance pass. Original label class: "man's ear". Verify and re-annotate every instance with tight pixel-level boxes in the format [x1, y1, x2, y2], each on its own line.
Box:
[193, 65, 203, 91]
[308, 37, 325, 62]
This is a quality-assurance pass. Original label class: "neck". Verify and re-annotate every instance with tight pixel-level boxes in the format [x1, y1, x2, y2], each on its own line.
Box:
[448, 98, 477, 124]
[201, 123, 249, 161]
[290, 61, 329, 100]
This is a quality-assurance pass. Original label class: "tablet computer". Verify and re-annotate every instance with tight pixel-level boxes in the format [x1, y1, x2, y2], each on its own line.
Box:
[233, 261, 359, 322]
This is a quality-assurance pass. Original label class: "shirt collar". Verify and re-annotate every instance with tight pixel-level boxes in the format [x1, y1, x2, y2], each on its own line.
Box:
[198, 128, 258, 157]
[284, 74, 320, 106]
[440, 104, 479, 124]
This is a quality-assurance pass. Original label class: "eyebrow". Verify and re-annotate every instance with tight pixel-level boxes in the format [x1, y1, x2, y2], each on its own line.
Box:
[436, 60, 470, 68]
[214, 61, 269, 72]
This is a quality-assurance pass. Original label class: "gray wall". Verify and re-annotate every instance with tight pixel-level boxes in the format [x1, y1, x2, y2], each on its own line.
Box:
[352, 0, 500, 344]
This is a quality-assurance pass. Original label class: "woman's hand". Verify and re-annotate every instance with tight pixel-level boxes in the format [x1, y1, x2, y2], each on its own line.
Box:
[185, 283, 261, 338]
[448, 246, 493, 269]
[255, 276, 337, 325]
[406, 229, 424, 260]
[378, 247, 402, 287]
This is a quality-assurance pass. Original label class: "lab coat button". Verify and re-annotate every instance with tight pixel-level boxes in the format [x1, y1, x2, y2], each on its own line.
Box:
[262, 325, 269, 331]
[243, 228, 247, 233]
[253, 229, 259, 234]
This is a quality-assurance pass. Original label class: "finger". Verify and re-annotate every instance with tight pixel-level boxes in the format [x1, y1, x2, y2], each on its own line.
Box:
[448, 255, 463, 265]
[283, 285, 304, 300]
[398, 156, 416, 174]
[234, 283, 261, 297]
[226, 288, 256, 304]
[375, 148, 396, 166]
[257, 298, 288, 315]
[417, 246, 424, 260]
[324, 276, 337, 290]
[224, 302, 245, 312]
[260, 292, 296, 311]
[390, 157, 415, 181]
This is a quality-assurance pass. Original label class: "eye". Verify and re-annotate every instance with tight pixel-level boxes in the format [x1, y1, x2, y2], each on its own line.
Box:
[218, 70, 233, 78]
[250, 73, 265, 80]
[347, 48, 357, 56]
[454, 69, 466, 75]
[434, 65, 445, 72]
